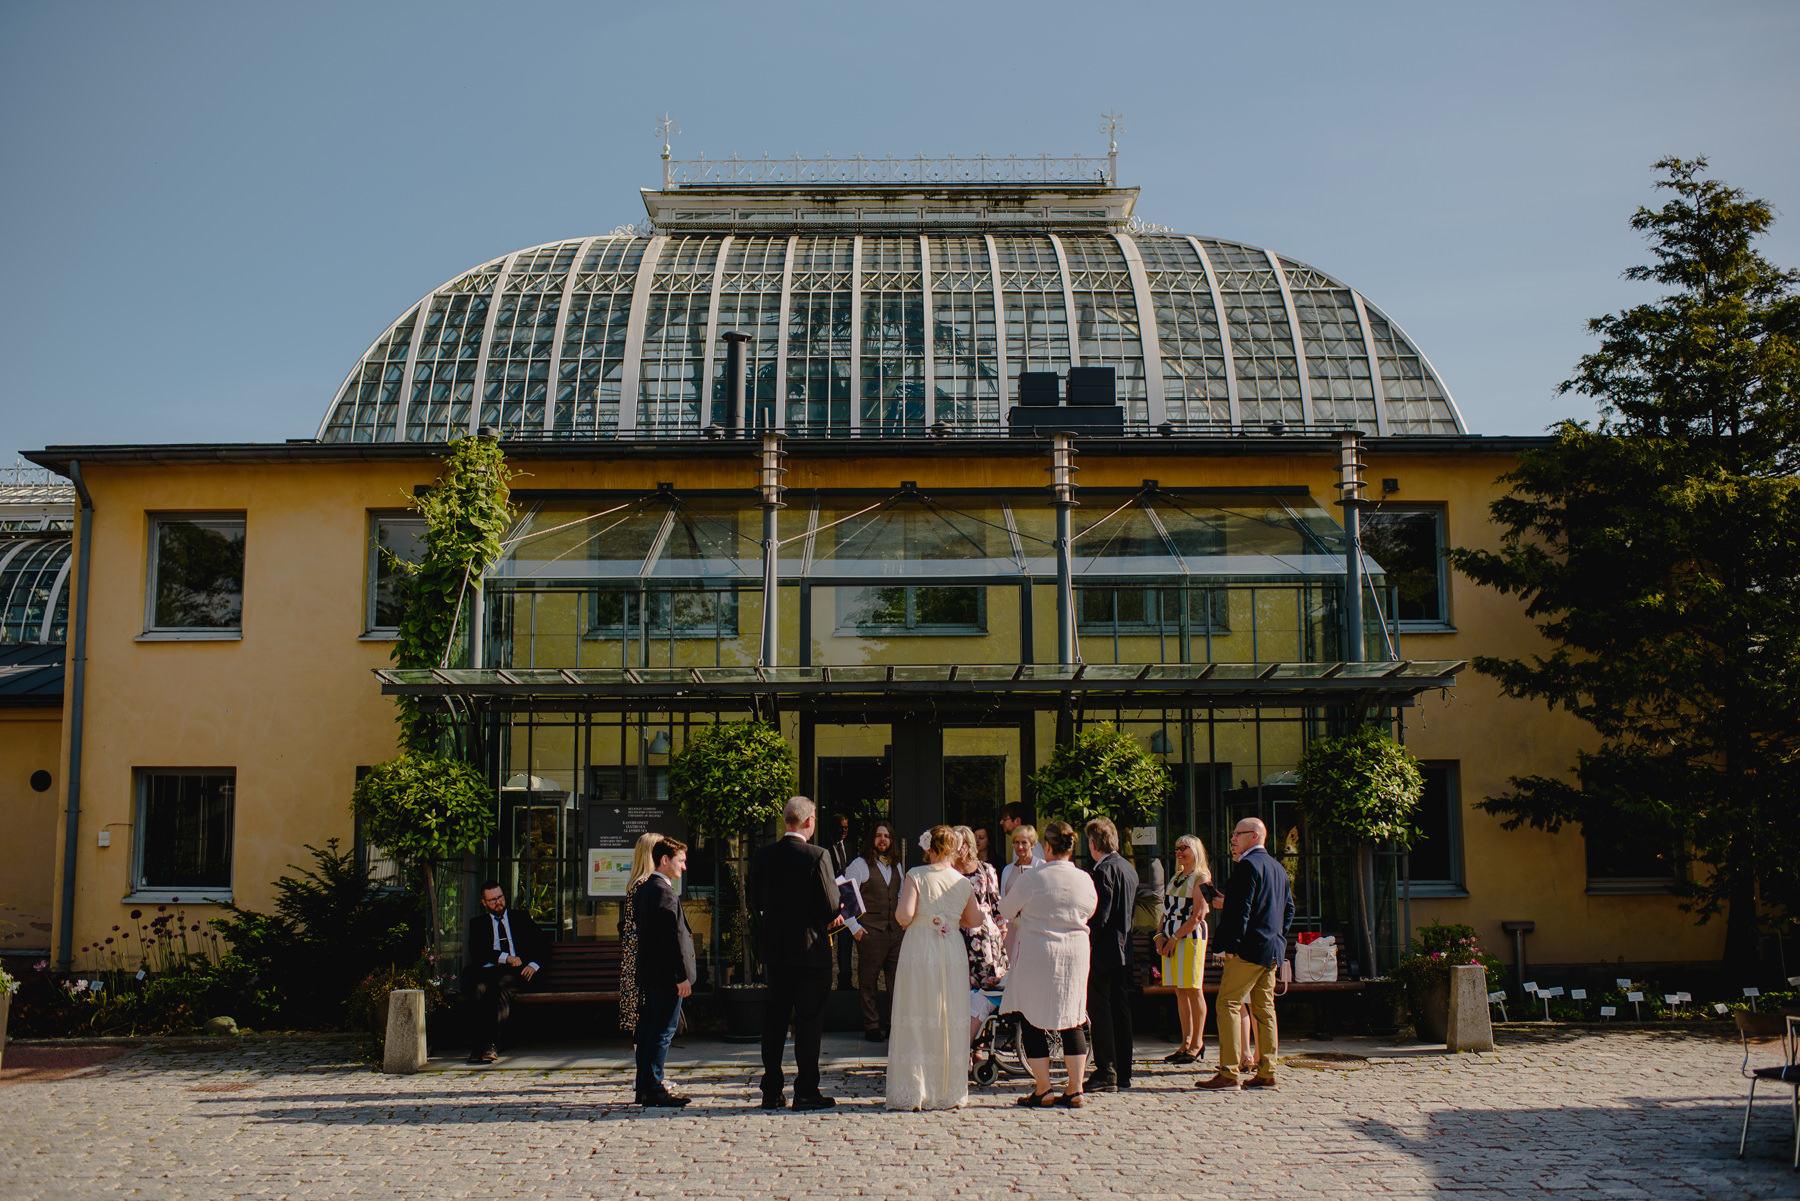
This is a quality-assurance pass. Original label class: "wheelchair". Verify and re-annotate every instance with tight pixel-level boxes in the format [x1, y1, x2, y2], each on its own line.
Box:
[970, 993, 1089, 1087]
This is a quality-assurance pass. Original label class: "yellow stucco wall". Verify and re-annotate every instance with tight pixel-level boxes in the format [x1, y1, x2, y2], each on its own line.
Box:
[1, 707, 63, 954]
[48, 445, 1722, 969]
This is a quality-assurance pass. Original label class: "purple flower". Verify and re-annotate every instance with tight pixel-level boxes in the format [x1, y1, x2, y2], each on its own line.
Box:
[112, 925, 120, 932]
[130, 909, 142, 920]
[105, 937, 114, 944]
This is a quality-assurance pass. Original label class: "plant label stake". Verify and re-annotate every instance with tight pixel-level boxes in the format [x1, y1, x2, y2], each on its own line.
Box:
[1616, 978, 1633, 990]
[1742, 986, 1759, 1012]
[1714, 1003, 1730, 1016]
[1600, 1005, 1616, 1020]
[1570, 987, 1587, 1016]
[1488, 990, 1508, 1022]
[1627, 991, 1644, 1020]
[1789, 976, 1800, 988]
[1663, 993, 1680, 1015]
[1540, 985, 1563, 1021]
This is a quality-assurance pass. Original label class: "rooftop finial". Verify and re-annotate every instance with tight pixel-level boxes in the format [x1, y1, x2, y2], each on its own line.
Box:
[655, 113, 681, 188]
[1100, 110, 1124, 185]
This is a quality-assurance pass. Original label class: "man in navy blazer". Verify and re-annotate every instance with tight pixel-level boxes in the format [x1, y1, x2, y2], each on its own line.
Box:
[1197, 817, 1294, 1091]
[1084, 817, 1140, 1092]
[632, 837, 696, 1107]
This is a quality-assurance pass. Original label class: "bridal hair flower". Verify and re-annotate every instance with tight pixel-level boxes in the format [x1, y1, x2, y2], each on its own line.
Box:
[918, 830, 933, 851]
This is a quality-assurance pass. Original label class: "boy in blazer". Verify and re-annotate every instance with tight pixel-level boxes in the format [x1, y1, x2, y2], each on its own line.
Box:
[632, 837, 696, 1107]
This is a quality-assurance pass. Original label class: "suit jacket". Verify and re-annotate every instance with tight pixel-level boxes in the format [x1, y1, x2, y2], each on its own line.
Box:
[632, 873, 696, 989]
[750, 833, 840, 969]
[1087, 851, 1140, 973]
[462, 907, 549, 981]
[1213, 845, 1294, 968]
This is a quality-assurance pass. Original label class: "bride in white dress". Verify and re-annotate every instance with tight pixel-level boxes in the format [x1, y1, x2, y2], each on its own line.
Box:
[884, 825, 985, 1111]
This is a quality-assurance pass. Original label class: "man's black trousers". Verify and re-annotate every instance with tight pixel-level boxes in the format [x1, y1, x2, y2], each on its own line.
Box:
[465, 964, 529, 1052]
[761, 961, 831, 1100]
[1087, 965, 1134, 1085]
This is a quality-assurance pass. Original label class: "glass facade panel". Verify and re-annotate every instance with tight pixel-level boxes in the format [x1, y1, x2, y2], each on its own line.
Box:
[1136, 236, 1229, 425]
[784, 237, 853, 434]
[407, 262, 504, 441]
[1364, 306, 1460, 434]
[929, 235, 999, 429]
[0, 537, 71, 644]
[1059, 234, 1147, 423]
[481, 241, 583, 435]
[1281, 259, 1376, 432]
[323, 307, 417, 443]
[991, 235, 1069, 402]
[559, 238, 644, 434]
[859, 236, 926, 432]
[637, 236, 722, 432]
[713, 237, 786, 429]
[1201, 240, 1301, 426]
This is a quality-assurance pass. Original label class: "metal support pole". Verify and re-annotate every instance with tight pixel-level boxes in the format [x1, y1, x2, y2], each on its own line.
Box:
[724, 331, 751, 438]
[758, 434, 786, 668]
[1049, 433, 1079, 665]
[1334, 431, 1367, 663]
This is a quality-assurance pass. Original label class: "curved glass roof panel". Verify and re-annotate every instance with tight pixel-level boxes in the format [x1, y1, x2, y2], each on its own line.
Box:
[318, 212, 1465, 442]
[0, 536, 71, 644]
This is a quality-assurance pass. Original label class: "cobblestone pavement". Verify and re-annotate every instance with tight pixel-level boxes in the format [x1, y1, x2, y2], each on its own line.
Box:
[4, 1029, 1798, 1200]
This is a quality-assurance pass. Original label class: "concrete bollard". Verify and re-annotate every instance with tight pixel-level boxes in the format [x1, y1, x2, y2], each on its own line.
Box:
[1446, 964, 1496, 1053]
[383, 989, 428, 1074]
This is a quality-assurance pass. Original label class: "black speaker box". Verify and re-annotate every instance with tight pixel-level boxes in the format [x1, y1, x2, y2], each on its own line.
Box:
[1016, 372, 1061, 407]
[1065, 366, 1117, 406]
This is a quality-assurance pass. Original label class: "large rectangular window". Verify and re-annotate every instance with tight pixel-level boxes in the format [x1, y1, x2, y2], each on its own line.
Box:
[1585, 807, 1680, 894]
[837, 585, 985, 635]
[586, 589, 740, 638]
[1362, 507, 1449, 627]
[144, 515, 245, 636]
[367, 513, 428, 635]
[1406, 762, 1465, 896]
[133, 769, 235, 899]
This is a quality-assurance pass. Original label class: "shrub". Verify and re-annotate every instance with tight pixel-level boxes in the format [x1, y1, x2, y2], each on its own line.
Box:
[1029, 723, 1172, 831]
[1391, 922, 1504, 996]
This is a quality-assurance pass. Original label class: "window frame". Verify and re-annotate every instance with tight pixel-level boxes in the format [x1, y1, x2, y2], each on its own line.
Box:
[1362, 504, 1453, 632]
[1075, 584, 1231, 636]
[139, 511, 247, 642]
[1584, 811, 1682, 896]
[127, 767, 236, 903]
[833, 584, 989, 636]
[582, 586, 743, 641]
[1403, 760, 1466, 898]
[364, 511, 429, 639]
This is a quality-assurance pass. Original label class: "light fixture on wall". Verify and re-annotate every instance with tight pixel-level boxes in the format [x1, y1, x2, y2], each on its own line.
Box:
[1149, 729, 1174, 755]
[646, 730, 672, 755]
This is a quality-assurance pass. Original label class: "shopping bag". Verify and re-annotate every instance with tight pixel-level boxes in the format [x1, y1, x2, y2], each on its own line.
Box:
[1294, 935, 1338, 983]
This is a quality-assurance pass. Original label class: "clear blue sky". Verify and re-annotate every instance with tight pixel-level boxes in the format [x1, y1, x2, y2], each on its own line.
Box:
[4, 1, 1797, 460]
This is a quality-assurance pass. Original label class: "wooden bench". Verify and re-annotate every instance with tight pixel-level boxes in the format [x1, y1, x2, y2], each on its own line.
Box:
[510, 941, 623, 1005]
[1133, 932, 1364, 996]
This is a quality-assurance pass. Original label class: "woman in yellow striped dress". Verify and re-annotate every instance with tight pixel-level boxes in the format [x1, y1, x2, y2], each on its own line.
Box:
[1155, 835, 1219, 1064]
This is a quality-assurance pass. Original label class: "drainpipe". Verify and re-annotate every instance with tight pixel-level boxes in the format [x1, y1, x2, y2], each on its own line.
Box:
[757, 434, 785, 668]
[1502, 920, 1535, 1000]
[1050, 434, 1079, 666]
[57, 460, 95, 971]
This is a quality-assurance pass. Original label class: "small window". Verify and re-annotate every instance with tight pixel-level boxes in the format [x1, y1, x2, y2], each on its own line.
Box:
[837, 586, 986, 635]
[367, 514, 428, 635]
[1585, 807, 1679, 894]
[1405, 763, 1465, 896]
[1363, 507, 1449, 627]
[133, 769, 234, 899]
[586, 588, 740, 639]
[145, 515, 245, 635]
[1077, 586, 1229, 634]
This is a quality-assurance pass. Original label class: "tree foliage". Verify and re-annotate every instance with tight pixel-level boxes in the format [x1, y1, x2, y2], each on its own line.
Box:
[1293, 724, 1425, 849]
[1029, 723, 1172, 831]
[1450, 157, 1800, 973]
[390, 434, 516, 751]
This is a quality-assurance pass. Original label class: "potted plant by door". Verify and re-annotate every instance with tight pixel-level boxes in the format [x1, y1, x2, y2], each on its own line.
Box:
[670, 720, 795, 1041]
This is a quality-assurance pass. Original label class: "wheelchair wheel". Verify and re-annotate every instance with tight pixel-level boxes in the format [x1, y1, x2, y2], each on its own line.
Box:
[973, 1058, 1000, 1086]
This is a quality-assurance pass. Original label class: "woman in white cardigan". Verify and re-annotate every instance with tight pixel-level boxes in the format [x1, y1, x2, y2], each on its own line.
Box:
[998, 819, 1099, 1108]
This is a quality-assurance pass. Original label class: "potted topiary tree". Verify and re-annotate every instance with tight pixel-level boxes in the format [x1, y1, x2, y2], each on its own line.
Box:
[1293, 723, 1425, 979]
[1029, 722, 1173, 846]
[669, 720, 794, 1036]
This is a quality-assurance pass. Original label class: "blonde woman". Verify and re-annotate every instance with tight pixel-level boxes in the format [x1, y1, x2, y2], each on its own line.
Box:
[1154, 834, 1221, 1064]
[617, 831, 663, 1039]
[885, 825, 984, 1111]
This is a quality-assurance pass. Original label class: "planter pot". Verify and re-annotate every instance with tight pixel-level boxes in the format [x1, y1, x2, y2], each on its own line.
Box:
[1412, 980, 1450, 1043]
[722, 984, 767, 1044]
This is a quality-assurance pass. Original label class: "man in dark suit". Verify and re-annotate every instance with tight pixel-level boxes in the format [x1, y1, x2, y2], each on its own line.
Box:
[749, 796, 842, 1111]
[461, 880, 548, 1064]
[1197, 816, 1295, 1091]
[632, 837, 696, 1108]
[1084, 817, 1140, 1092]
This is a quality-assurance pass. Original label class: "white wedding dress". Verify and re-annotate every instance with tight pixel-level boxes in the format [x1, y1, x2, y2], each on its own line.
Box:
[884, 865, 973, 1111]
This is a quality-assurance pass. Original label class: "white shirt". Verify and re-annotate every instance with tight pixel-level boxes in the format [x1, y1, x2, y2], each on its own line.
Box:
[842, 856, 896, 936]
[486, 911, 540, 973]
[1000, 858, 1039, 896]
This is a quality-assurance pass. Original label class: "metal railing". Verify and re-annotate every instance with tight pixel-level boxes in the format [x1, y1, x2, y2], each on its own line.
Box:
[467, 418, 1376, 444]
[667, 152, 1113, 188]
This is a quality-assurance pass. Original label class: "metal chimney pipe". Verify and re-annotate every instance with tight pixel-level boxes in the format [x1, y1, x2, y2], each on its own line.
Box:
[1050, 433, 1080, 666]
[1334, 430, 1368, 662]
[723, 331, 752, 439]
[758, 434, 786, 668]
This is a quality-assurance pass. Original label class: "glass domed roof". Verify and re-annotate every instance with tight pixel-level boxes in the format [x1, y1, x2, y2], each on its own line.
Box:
[318, 217, 1463, 443]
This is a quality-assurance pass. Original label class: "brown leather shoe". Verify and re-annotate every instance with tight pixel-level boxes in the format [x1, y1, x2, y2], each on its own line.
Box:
[1195, 1074, 1241, 1091]
[1243, 1075, 1278, 1090]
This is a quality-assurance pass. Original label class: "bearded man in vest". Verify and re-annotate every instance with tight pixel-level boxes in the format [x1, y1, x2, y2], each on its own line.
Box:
[842, 818, 905, 1042]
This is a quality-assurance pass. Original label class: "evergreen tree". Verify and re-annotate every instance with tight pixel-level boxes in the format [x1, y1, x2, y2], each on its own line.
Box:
[1452, 158, 1800, 976]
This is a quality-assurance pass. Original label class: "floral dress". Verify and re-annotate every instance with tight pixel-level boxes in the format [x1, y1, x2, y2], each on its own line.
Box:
[617, 897, 643, 1034]
[962, 862, 1008, 990]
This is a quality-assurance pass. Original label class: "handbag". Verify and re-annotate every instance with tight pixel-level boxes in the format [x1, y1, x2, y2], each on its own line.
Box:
[1294, 935, 1338, 983]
